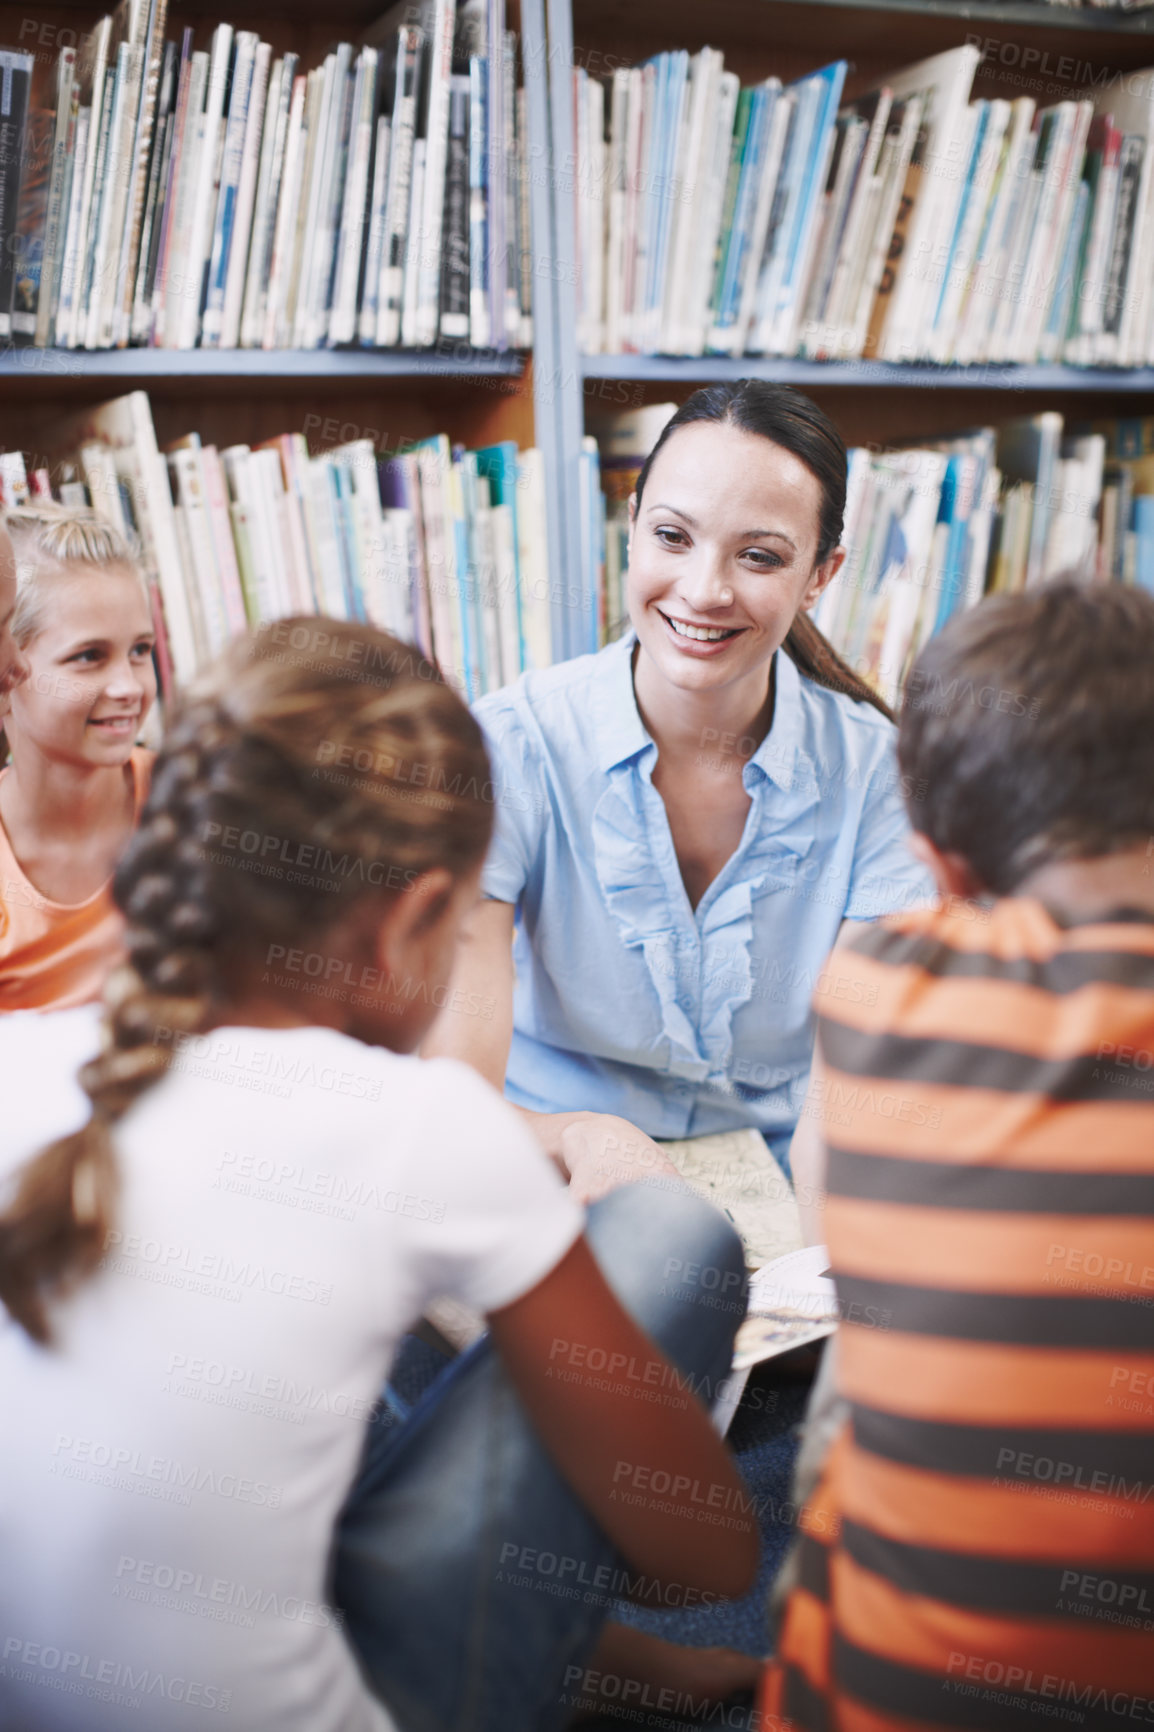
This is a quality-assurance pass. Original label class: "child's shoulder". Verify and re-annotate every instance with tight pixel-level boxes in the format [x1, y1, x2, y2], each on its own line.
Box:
[842, 896, 1060, 966]
[840, 895, 1154, 982]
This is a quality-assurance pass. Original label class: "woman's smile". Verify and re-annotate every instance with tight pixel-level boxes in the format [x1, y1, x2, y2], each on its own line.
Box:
[656, 607, 746, 651]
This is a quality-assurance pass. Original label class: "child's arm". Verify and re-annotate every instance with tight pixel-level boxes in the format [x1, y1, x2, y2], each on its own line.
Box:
[422, 897, 515, 1091]
[487, 1234, 759, 1601]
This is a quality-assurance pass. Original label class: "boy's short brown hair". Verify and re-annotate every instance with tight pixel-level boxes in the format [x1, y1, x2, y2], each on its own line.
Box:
[897, 582, 1154, 895]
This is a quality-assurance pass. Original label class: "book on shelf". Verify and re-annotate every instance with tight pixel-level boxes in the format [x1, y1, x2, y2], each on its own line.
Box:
[591, 403, 1154, 707]
[814, 412, 1151, 704]
[0, 50, 34, 340]
[11, 100, 54, 340]
[21, 392, 555, 702]
[571, 43, 1154, 368]
[0, 0, 532, 353]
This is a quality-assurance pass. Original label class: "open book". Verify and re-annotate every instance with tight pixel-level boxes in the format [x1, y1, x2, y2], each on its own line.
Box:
[658, 1127, 804, 1270]
[713, 1243, 838, 1433]
[424, 1130, 834, 1427]
[656, 1130, 836, 1432]
[734, 1244, 838, 1370]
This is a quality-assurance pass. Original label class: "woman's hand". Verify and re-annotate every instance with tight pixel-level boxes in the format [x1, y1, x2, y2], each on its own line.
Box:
[556, 1113, 683, 1204]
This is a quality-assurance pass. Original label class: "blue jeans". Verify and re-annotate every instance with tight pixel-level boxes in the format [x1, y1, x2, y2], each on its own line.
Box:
[333, 1181, 749, 1732]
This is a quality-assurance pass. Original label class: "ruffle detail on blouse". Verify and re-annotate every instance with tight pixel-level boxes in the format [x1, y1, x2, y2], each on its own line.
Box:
[591, 769, 707, 1082]
[590, 759, 824, 1085]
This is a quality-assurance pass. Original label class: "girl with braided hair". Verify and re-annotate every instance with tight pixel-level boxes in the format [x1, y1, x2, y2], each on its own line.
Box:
[0, 617, 756, 1732]
[0, 505, 156, 1011]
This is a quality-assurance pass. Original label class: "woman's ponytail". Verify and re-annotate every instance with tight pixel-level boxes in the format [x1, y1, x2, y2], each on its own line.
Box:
[784, 610, 893, 721]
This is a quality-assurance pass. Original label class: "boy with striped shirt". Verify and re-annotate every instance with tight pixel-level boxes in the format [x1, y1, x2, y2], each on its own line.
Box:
[765, 582, 1154, 1731]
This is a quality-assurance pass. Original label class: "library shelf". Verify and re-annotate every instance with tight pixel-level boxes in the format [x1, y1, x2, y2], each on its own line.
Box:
[745, 0, 1154, 31]
[536, 0, 1154, 610]
[0, 348, 526, 385]
[579, 357, 1154, 392]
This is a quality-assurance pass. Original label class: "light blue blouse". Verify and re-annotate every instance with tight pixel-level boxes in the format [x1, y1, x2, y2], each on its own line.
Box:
[474, 633, 934, 1166]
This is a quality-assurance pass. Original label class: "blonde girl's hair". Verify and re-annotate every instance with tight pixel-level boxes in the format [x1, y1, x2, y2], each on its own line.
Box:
[3, 503, 145, 647]
[0, 618, 495, 1345]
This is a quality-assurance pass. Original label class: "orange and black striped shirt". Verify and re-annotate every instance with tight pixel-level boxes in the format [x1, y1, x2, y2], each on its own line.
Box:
[763, 896, 1154, 1732]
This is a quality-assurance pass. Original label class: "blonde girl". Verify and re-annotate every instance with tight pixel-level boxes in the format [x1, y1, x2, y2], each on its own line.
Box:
[0, 506, 156, 1010]
[0, 618, 755, 1732]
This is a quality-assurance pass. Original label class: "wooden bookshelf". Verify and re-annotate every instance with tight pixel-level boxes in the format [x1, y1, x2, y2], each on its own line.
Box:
[566, 0, 1154, 97]
[534, 0, 1154, 619]
[580, 356, 1154, 392]
[0, 0, 578, 659]
[2, 0, 1152, 660]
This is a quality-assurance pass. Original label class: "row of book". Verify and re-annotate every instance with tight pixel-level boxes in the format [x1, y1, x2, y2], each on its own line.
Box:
[3, 393, 553, 694]
[1041, 1, 1153, 12]
[6, 392, 1150, 714]
[594, 403, 1154, 707]
[0, 0, 530, 351]
[572, 44, 1154, 366]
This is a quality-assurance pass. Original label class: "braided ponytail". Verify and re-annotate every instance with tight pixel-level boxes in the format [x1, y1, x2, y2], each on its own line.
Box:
[0, 620, 493, 1345]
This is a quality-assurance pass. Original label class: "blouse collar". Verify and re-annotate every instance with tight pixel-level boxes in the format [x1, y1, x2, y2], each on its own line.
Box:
[590, 629, 807, 793]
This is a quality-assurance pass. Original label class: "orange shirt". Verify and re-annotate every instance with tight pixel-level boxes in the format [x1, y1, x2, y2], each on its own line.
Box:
[0, 748, 152, 1012]
[763, 896, 1154, 1731]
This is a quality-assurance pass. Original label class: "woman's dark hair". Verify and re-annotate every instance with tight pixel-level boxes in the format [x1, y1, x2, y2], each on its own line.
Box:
[633, 381, 891, 718]
[898, 581, 1154, 894]
[0, 619, 494, 1345]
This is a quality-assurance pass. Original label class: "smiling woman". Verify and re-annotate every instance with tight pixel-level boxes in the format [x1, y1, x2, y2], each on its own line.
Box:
[425, 382, 933, 1199]
[0, 505, 156, 1010]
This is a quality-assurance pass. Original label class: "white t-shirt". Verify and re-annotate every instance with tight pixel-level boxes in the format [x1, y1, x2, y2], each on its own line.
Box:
[0, 1009, 584, 1732]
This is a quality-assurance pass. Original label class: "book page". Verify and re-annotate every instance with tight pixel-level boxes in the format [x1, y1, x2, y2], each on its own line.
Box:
[733, 1243, 837, 1371]
[659, 1128, 804, 1270]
